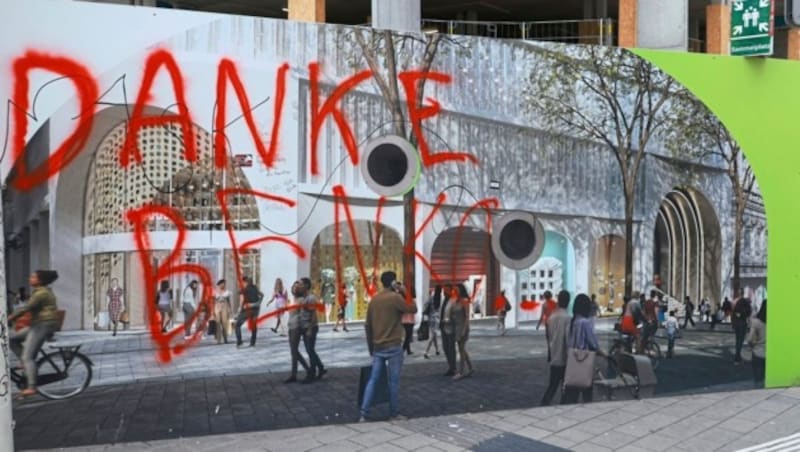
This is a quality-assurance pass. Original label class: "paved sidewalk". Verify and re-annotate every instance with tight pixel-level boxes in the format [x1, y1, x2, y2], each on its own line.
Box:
[29, 387, 800, 452]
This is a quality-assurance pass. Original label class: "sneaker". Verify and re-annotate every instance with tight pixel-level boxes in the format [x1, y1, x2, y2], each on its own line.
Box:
[444, 370, 455, 377]
[317, 368, 328, 379]
[343, 327, 349, 332]
[390, 415, 408, 421]
[452, 373, 464, 381]
[358, 416, 367, 423]
[424, 354, 429, 360]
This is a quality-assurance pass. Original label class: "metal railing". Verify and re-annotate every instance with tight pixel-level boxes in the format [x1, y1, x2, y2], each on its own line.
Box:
[420, 18, 616, 46]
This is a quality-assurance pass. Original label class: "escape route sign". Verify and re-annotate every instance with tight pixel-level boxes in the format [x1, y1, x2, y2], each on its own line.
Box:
[731, 0, 775, 57]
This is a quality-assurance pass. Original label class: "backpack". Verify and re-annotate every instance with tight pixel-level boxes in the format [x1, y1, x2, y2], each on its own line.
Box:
[504, 299, 512, 312]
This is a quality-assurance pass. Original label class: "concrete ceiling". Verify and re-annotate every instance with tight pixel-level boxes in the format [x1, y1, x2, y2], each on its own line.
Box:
[170, 0, 719, 26]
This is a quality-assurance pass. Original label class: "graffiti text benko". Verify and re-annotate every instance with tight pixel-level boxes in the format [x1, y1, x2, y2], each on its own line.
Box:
[6, 48, 530, 363]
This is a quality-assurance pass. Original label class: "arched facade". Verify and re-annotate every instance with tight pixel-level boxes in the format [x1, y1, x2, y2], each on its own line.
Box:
[653, 187, 721, 305]
[309, 220, 403, 322]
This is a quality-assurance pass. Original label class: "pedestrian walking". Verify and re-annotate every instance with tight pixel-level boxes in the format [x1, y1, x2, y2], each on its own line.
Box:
[748, 299, 767, 384]
[440, 284, 457, 376]
[333, 283, 350, 332]
[424, 286, 441, 359]
[452, 283, 474, 381]
[106, 278, 125, 337]
[300, 277, 326, 382]
[213, 279, 232, 344]
[182, 280, 199, 338]
[285, 280, 311, 383]
[732, 292, 752, 364]
[665, 310, 680, 358]
[235, 275, 262, 347]
[562, 293, 603, 404]
[496, 290, 512, 335]
[266, 278, 288, 335]
[156, 280, 173, 332]
[683, 296, 696, 328]
[398, 282, 415, 356]
[540, 290, 571, 406]
[359, 271, 417, 422]
[722, 297, 733, 323]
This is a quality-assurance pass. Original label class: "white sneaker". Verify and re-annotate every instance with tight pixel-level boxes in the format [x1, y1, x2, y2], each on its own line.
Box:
[358, 416, 367, 423]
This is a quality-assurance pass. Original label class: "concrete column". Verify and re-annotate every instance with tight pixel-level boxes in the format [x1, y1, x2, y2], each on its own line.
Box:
[788, 28, 800, 60]
[619, 0, 688, 51]
[706, 2, 731, 55]
[371, 0, 420, 33]
[288, 0, 325, 23]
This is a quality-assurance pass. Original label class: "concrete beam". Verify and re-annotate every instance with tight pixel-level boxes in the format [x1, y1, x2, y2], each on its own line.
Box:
[288, 0, 325, 23]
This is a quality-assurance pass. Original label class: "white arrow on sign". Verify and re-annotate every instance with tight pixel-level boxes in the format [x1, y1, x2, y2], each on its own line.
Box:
[759, 22, 769, 31]
[733, 1, 744, 11]
[733, 25, 744, 35]
[759, 0, 770, 8]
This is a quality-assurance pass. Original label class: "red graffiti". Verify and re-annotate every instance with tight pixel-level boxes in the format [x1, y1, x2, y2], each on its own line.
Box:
[215, 59, 288, 169]
[521, 299, 542, 312]
[127, 205, 214, 362]
[309, 63, 372, 175]
[121, 49, 196, 168]
[398, 71, 479, 167]
[10, 51, 99, 191]
[216, 187, 305, 289]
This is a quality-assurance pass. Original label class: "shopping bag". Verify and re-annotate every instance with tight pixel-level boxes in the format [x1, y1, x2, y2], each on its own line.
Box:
[357, 363, 389, 407]
[417, 319, 430, 341]
[564, 348, 597, 388]
[96, 311, 110, 329]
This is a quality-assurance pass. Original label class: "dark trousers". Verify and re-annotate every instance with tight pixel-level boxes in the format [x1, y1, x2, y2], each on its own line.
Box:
[235, 309, 259, 346]
[752, 355, 766, 383]
[667, 332, 676, 358]
[683, 313, 695, 328]
[562, 386, 593, 405]
[302, 326, 324, 376]
[403, 323, 414, 354]
[289, 328, 309, 377]
[734, 324, 748, 362]
[540, 365, 566, 406]
[441, 329, 456, 372]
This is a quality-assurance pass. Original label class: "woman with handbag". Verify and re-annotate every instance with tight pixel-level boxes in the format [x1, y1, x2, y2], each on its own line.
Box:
[424, 286, 442, 359]
[562, 293, 604, 404]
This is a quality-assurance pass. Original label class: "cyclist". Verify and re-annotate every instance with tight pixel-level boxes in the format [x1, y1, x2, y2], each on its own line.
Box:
[8, 270, 60, 398]
[619, 294, 644, 354]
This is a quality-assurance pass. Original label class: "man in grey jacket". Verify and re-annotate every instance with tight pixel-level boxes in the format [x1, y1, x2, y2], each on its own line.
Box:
[540, 290, 572, 406]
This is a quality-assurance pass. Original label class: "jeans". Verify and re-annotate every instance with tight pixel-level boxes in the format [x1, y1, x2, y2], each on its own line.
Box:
[302, 325, 324, 376]
[683, 313, 695, 328]
[734, 324, 748, 362]
[10, 322, 58, 387]
[540, 365, 566, 406]
[562, 386, 593, 404]
[288, 327, 309, 377]
[214, 301, 231, 344]
[667, 331, 676, 358]
[440, 329, 456, 373]
[402, 324, 414, 354]
[752, 355, 766, 383]
[182, 303, 196, 336]
[235, 309, 259, 346]
[361, 345, 404, 418]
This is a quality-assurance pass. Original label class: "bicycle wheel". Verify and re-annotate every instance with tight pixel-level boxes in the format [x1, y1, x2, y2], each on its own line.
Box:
[35, 351, 92, 400]
[644, 341, 662, 370]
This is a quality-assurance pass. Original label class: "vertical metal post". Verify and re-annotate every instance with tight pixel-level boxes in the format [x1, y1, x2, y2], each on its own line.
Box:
[0, 192, 16, 452]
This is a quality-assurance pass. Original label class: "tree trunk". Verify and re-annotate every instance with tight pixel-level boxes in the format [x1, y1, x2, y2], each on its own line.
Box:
[732, 195, 745, 296]
[403, 190, 415, 298]
[624, 187, 635, 299]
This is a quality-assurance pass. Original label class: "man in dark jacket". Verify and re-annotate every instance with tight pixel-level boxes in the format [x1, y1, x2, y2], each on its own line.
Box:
[732, 291, 752, 364]
[235, 275, 262, 347]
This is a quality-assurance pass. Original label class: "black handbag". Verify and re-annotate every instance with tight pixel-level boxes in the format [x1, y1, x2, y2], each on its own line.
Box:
[358, 364, 389, 407]
[207, 320, 217, 336]
[417, 319, 430, 341]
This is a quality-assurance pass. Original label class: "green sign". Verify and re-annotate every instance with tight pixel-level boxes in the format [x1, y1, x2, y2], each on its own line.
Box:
[731, 0, 774, 57]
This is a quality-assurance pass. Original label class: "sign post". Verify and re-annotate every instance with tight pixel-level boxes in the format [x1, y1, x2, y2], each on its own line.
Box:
[731, 0, 775, 57]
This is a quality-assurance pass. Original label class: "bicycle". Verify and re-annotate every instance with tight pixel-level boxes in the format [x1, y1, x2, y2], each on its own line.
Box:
[608, 324, 662, 371]
[9, 342, 93, 400]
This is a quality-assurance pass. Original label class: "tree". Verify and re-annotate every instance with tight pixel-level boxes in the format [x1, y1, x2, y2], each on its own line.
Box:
[340, 27, 467, 296]
[674, 99, 757, 296]
[523, 44, 692, 299]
